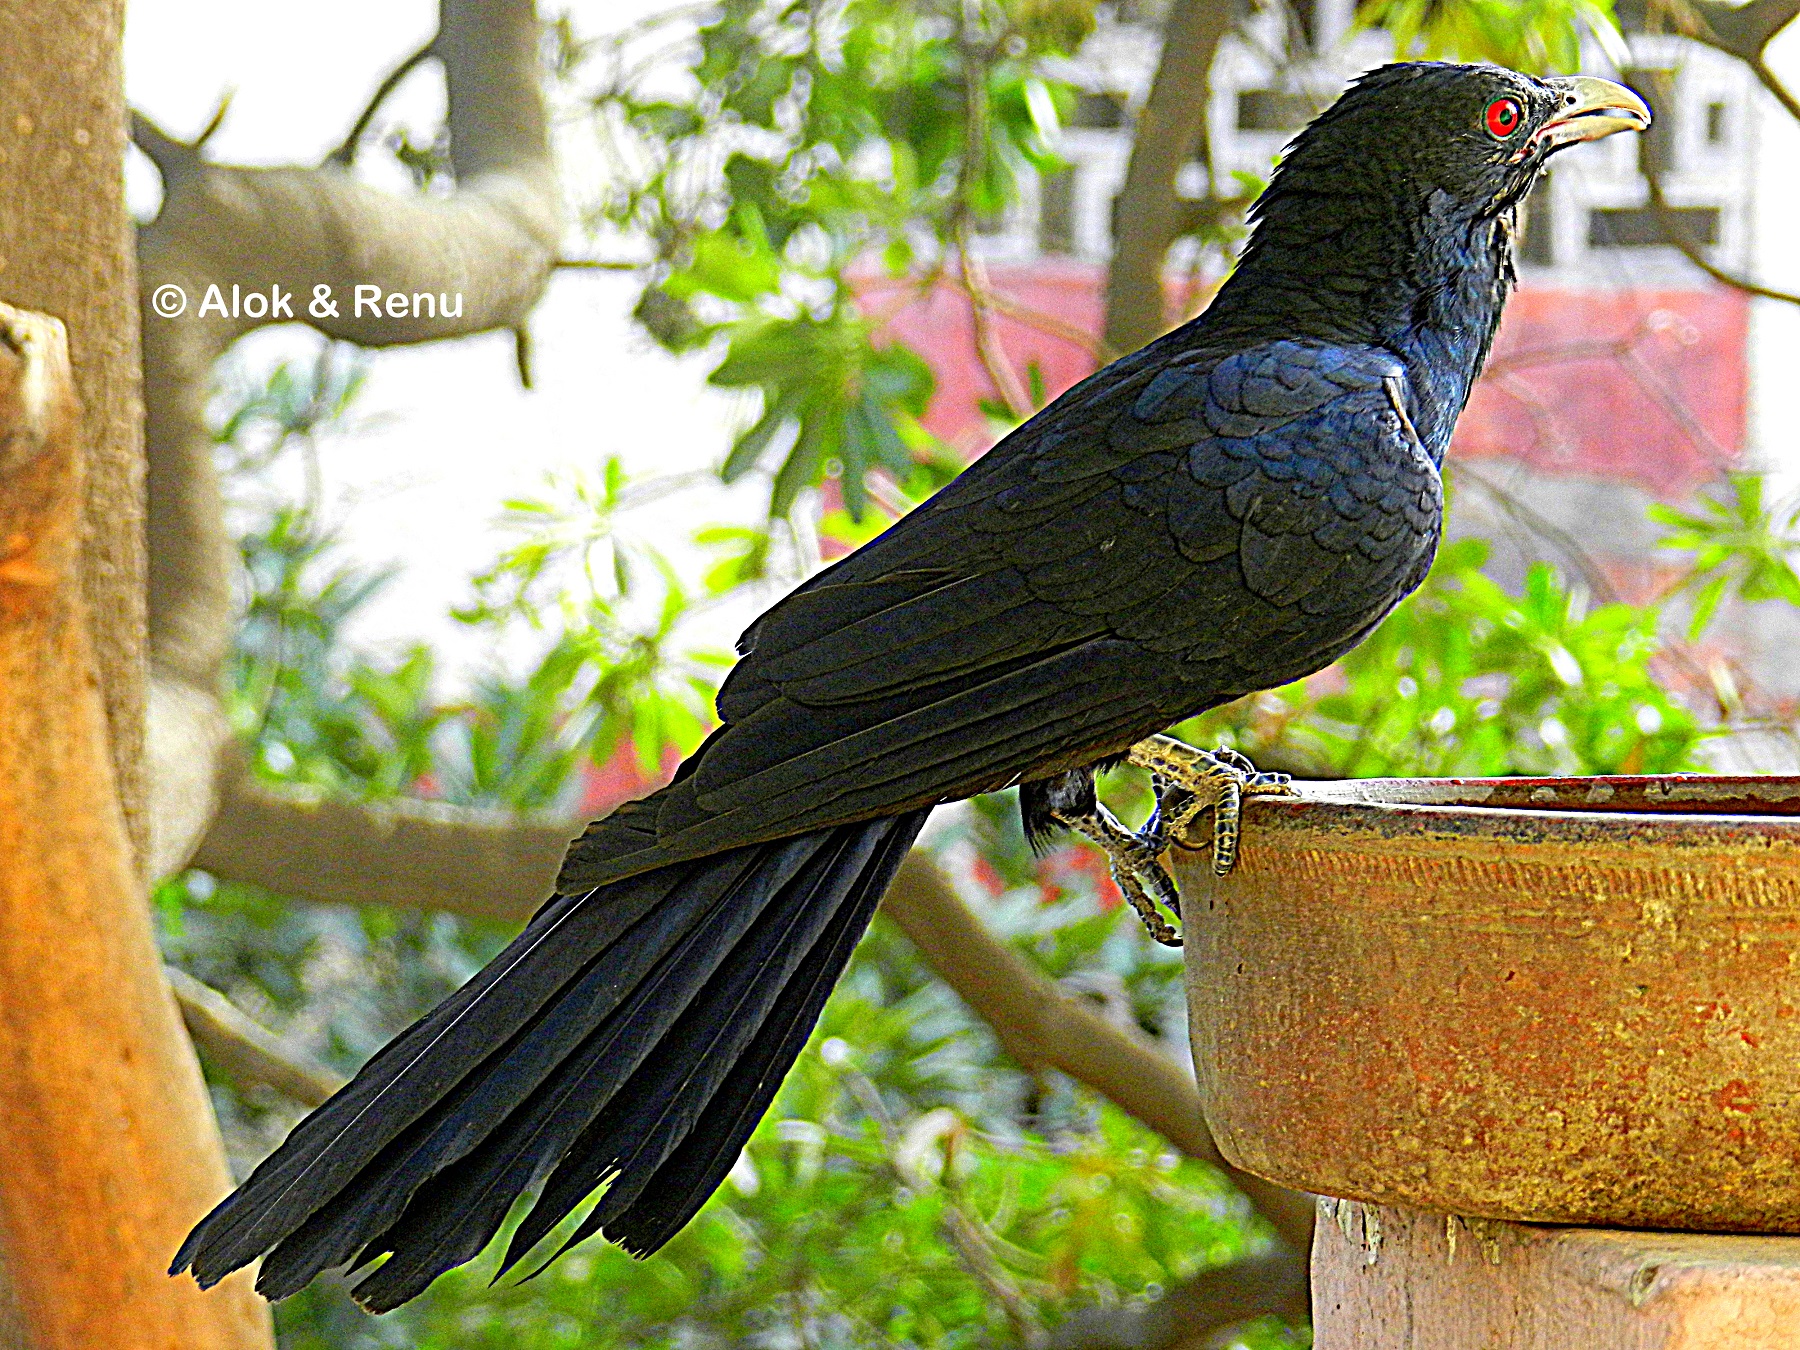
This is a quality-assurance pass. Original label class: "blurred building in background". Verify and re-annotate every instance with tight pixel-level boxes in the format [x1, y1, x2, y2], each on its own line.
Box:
[876, 0, 1762, 603]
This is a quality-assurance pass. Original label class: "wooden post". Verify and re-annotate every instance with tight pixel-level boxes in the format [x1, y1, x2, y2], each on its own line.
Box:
[0, 307, 270, 1348]
[1314, 1200, 1800, 1348]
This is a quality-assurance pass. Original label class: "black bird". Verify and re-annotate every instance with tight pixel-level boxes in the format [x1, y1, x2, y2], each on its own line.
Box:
[174, 62, 1648, 1309]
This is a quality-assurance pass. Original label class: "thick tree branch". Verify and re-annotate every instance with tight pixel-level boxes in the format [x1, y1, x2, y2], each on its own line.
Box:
[137, 0, 562, 882]
[1684, 0, 1800, 52]
[191, 755, 573, 919]
[0, 304, 269, 1346]
[1, 0, 150, 874]
[1102, 0, 1236, 355]
[166, 967, 345, 1108]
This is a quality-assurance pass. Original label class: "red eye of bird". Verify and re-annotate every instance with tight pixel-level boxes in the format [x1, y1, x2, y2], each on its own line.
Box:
[1485, 97, 1522, 138]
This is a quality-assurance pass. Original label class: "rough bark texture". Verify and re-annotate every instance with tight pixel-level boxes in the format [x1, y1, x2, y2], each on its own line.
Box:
[0, 305, 269, 1350]
[1314, 1200, 1800, 1349]
[1101, 0, 1234, 356]
[0, 0, 147, 866]
[138, 0, 562, 881]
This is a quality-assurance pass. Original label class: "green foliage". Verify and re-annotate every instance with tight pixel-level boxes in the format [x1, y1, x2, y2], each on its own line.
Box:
[1357, 0, 1627, 73]
[709, 313, 937, 517]
[1181, 537, 1702, 780]
[1650, 472, 1800, 641]
[455, 465, 733, 786]
[584, 0, 1091, 519]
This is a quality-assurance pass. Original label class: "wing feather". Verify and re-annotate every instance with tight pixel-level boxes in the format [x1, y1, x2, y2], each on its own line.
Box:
[559, 339, 1442, 891]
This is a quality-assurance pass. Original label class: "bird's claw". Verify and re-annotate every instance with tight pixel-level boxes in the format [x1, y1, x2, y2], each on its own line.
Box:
[1043, 739, 1287, 946]
[1127, 735, 1292, 877]
[1045, 799, 1184, 947]
[1104, 837, 1184, 949]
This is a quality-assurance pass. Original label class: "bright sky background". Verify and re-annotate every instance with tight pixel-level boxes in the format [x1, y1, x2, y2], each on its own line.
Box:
[122, 3, 1800, 675]
[124, 0, 762, 678]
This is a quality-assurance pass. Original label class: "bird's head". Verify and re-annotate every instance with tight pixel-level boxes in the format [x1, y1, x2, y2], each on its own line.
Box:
[1199, 62, 1650, 450]
[1262, 62, 1651, 223]
[1207, 62, 1650, 357]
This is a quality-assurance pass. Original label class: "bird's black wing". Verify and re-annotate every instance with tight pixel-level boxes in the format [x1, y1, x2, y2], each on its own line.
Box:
[559, 338, 1441, 891]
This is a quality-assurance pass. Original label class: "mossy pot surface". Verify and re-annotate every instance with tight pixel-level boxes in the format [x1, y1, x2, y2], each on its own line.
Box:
[1172, 775, 1800, 1232]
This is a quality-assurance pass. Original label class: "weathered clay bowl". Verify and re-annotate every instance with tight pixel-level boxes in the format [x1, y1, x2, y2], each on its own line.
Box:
[1171, 775, 1800, 1233]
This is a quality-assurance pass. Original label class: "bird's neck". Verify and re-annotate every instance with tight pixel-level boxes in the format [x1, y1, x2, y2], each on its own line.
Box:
[1197, 186, 1519, 460]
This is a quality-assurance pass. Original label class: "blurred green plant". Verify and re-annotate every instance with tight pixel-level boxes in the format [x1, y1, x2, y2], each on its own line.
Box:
[1650, 472, 1800, 642]
[579, 0, 1095, 525]
[1356, 0, 1627, 73]
[1182, 537, 1702, 781]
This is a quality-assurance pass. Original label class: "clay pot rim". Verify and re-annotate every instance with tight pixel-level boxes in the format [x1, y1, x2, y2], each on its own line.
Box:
[1205, 774, 1800, 854]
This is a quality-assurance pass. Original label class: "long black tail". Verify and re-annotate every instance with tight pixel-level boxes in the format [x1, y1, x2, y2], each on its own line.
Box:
[171, 808, 929, 1312]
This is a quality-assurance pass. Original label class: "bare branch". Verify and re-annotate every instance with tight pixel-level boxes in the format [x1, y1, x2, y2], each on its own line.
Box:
[1452, 462, 1623, 605]
[1745, 52, 1800, 123]
[959, 242, 1034, 420]
[1694, 0, 1800, 52]
[1645, 173, 1800, 306]
[141, 0, 563, 883]
[191, 755, 570, 920]
[327, 38, 439, 168]
[555, 258, 644, 271]
[165, 967, 345, 1108]
[950, 270, 1115, 362]
[1103, 0, 1236, 355]
[880, 852, 1317, 1257]
[1660, 0, 1800, 121]
[193, 92, 233, 153]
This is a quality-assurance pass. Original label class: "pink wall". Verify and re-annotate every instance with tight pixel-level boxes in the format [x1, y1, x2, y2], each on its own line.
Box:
[866, 263, 1749, 496]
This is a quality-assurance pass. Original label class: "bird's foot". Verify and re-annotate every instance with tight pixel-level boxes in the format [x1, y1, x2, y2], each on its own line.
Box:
[1126, 735, 1293, 876]
[1046, 795, 1184, 948]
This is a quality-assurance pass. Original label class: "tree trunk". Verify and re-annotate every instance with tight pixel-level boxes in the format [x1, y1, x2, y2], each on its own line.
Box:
[1101, 0, 1234, 356]
[0, 307, 270, 1349]
[0, 0, 147, 866]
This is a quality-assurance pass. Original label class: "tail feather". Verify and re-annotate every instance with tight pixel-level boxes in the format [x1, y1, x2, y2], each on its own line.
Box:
[543, 810, 918, 1263]
[505, 810, 916, 1266]
[249, 833, 819, 1299]
[344, 814, 917, 1310]
[174, 860, 711, 1284]
[171, 807, 928, 1310]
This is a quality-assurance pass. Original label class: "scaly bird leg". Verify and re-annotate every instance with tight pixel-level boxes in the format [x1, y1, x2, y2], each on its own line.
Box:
[1037, 773, 1184, 947]
[1127, 735, 1294, 877]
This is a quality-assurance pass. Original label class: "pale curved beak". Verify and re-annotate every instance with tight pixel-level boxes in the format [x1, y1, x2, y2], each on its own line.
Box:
[1536, 75, 1653, 150]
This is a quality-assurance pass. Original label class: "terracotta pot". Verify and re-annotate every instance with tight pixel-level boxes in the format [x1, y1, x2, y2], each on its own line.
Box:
[1172, 775, 1800, 1232]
